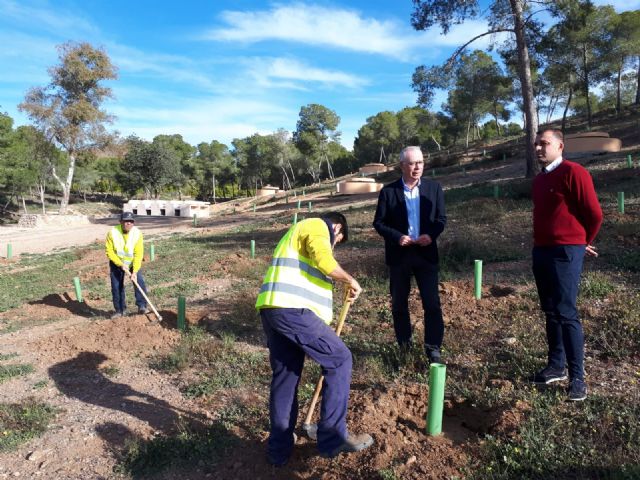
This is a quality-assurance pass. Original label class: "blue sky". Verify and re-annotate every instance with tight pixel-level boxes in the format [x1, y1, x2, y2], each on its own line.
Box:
[0, 0, 637, 151]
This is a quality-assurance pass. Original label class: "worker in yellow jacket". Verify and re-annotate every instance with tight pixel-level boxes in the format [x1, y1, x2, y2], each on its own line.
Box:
[105, 211, 149, 319]
[256, 212, 373, 465]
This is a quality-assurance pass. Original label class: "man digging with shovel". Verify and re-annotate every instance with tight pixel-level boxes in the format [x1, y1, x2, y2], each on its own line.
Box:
[256, 212, 374, 466]
[105, 211, 150, 319]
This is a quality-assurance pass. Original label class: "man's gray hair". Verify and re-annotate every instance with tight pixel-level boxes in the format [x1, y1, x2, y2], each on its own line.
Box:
[399, 146, 423, 163]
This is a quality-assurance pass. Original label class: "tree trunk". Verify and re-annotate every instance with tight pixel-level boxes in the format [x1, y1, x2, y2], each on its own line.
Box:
[510, 0, 539, 178]
[287, 161, 297, 185]
[561, 87, 573, 134]
[58, 153, 77, 215]
[465, 115, 472, 149]
[636, 56, 640, 105]
[22, 196, 28, 214]
[582, 44, 592, 129]
[616, 66, 622, 116]
[212, 174, 216, 203]
[38, 184, 46, 215]
[49, 160, 71, 214]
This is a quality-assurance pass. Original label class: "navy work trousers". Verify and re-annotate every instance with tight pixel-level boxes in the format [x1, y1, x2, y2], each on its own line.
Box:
[389, 250, 444, 350]
[532, 245, 586, 381]
[260, 307, 352, 464]
[109, 261, 147, 313]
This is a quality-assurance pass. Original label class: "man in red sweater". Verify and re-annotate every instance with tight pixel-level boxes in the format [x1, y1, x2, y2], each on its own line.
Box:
[529, 129, 603, 401]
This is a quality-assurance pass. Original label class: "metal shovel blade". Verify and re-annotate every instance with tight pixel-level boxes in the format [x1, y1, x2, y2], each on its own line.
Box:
[302, 422, 318, 440]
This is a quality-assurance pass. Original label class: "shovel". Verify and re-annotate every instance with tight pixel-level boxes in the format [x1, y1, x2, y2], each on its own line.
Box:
[132, 277, 163, 322]
[302, 286, 354, 440]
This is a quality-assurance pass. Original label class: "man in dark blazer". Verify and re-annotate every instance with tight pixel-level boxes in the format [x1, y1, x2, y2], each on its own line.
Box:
[373, 146, 447, 363]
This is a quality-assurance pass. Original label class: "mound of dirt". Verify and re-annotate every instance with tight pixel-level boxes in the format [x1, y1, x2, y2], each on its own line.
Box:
[32, 315, 180, 364]
[211, 383, 530, 480]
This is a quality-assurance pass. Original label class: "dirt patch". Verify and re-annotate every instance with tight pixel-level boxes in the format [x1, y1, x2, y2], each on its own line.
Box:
[31, 314, 181, 364]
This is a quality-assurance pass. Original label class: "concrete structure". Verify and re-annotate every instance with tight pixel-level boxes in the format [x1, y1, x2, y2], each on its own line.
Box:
[256, 185, 280, 197]
[336, 177, 383, 195]
[564, 131, 622, 155]
[358, 163, 389, 175]
[125, 200, 210, 218]
[18, 214, 91, 228]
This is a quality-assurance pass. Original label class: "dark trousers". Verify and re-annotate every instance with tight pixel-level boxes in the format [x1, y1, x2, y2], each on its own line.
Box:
[389, 251, 444, 350]
[260, 308, 352, 463]
[532, 245, 586, 381]
[109, 262, 147, 313]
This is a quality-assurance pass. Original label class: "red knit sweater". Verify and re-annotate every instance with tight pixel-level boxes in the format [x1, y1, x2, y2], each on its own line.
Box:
[532, 160, 603, 246]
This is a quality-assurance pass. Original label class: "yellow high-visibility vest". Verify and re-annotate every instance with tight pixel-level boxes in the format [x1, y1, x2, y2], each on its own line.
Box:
[110, 225, 141, 268]
[256, 222, 333, 324]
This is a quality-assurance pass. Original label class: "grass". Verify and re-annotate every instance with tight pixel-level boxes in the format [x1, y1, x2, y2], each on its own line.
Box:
[117, 421, 238, 477]
[579, 271, 616, 299]
[471, 394, 640, 480]
[0, 398, 57, 451]
[0, 251, 78, 311]
[585, 292, 640, 359]
[151, 327, 268, 398]
[0, 363, 35, 384]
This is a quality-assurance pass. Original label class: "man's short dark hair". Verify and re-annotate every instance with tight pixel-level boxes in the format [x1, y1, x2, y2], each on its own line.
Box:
[537, 129, 564, 142]
[323, 211, 349, 243]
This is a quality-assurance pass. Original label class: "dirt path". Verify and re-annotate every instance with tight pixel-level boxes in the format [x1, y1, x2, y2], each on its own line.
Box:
[0, 213, 261, 258]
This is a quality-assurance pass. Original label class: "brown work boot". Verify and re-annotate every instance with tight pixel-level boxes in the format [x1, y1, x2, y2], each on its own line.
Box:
[320, 433, 374, 458]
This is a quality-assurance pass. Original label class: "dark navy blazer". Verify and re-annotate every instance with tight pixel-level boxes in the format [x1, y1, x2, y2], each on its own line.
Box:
[373, 177, 447, 265]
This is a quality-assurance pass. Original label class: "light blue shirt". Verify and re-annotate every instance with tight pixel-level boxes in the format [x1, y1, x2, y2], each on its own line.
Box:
[402, 178, 421, 240]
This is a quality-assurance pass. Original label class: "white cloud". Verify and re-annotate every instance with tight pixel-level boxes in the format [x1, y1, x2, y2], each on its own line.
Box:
[203, 4, 505, 62]
[247, 57, 369, 89]
[205, 4, 413, 59]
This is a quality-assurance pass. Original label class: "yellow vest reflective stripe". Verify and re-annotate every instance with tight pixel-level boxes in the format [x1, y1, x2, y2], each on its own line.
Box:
[111, 226, 140, 267]
[256, 225, 333, 324]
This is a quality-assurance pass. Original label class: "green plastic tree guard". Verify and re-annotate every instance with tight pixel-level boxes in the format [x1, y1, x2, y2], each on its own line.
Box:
[73, 277, 83, 303]
[308, 201, 312, 212]
[493, 185, 500, 199]
[618, 192, 625, 214]
[6, 243, 12, 259]
[177, 296, 186, 331]
[427, 363, 447, 436]
[293, 212, 298, 225]
[250, 240, 255, 259]
[192, 214, 197, 227]
[150, 243, 155, 262]
[297, 200, 302, 209]
[474, 259, 483, 300]
[628, 155, 633, 168]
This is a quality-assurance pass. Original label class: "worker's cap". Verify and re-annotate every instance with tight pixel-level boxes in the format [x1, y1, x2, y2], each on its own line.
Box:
[120, 211, 135, 222]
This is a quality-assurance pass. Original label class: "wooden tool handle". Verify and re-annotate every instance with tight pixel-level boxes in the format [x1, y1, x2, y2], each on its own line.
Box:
[132, 278, 162, 321]
[303, 286, 353, 426]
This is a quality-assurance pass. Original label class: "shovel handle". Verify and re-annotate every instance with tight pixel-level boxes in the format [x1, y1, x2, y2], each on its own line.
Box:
[132, 277, 162, 321]
[303, 286, 353, 427]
